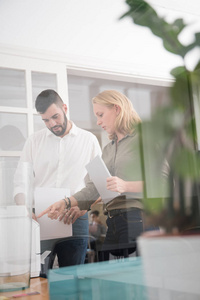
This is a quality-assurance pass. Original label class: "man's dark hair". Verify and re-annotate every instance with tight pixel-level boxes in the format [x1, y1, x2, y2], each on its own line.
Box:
[91, 210, 100, 217]
[35, 89, 64, 114]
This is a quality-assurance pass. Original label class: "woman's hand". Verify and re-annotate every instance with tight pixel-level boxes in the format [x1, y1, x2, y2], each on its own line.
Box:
[107, 177, 143, 193]
[37, 199, 65, 220]
[106, 176, 127, 193]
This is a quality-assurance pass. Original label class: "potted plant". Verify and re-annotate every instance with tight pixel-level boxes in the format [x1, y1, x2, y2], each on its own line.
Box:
[119, 2, 200, 296]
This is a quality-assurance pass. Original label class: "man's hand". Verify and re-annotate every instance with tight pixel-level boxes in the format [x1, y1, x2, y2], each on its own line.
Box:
[37, 199, 65, 219]
[32, 212, 38, 221]
[60, 206, 87, 224]
[14, 193, 26, 205]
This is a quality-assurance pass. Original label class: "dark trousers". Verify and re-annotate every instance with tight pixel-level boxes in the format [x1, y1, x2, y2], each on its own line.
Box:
[99, 208, 144, 261]
[41, 236, 88, 268]
[56, 237, 88, 267]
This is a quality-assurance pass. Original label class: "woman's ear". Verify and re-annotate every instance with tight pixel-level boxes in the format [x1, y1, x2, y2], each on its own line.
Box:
[115, 105, 121, 115]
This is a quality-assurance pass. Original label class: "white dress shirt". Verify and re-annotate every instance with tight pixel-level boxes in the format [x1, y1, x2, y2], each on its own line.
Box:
[14, 122, 102, 204]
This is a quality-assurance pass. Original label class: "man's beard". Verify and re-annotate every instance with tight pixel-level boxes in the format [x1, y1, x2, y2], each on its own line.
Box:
[50, 112, 68, 136]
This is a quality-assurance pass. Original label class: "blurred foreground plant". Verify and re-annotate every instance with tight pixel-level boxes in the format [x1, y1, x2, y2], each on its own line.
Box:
[121, 0, 200, 233]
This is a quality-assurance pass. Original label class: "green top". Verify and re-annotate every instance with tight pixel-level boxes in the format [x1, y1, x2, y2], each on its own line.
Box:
[73, 132, 143, 211]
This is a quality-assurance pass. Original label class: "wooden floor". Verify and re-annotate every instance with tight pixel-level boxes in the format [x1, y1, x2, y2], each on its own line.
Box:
[0, 277, 49, 300]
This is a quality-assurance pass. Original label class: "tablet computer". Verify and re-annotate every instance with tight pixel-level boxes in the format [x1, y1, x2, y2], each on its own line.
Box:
[86, 155, 120, 204]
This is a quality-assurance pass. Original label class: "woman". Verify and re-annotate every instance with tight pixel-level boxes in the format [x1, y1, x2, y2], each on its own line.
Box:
[39, 90, 144, 259]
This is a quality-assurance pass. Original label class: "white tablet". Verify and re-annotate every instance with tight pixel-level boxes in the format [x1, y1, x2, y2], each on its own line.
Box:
[86, 155, 120, 204]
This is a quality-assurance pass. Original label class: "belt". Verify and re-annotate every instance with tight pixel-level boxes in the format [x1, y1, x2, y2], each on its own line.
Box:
[106, 207, 140, 218]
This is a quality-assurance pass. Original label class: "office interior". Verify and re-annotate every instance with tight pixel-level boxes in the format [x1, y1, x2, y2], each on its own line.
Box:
[0, 0, 200, 299]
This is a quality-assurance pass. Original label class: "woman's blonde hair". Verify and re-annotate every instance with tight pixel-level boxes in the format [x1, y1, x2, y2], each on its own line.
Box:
[92, 90, 141, 140]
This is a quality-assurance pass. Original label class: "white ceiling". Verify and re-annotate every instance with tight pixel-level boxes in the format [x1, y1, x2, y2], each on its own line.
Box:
[0, 0, 200, 79]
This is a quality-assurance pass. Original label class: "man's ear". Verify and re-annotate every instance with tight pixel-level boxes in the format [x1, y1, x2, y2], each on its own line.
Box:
[63, 104, 68, 114]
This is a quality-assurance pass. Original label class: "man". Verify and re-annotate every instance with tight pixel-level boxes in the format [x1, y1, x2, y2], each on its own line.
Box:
[14, 89, 102, 267]
[89, 210, 106, 240]
[89, 210, 106, 257]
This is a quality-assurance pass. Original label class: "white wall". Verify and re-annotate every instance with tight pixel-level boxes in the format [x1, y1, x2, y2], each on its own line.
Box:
[0, 0, 199, 79]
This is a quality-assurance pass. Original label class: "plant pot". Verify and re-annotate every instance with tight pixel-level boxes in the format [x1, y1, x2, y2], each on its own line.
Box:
[138, 231, 200, 300]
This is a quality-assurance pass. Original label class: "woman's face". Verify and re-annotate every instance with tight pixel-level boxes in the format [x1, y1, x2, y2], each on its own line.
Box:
[93, 103, 119, 135]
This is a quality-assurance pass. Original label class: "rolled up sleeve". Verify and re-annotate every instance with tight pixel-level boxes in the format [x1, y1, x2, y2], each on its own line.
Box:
[73, 178, 100, 211]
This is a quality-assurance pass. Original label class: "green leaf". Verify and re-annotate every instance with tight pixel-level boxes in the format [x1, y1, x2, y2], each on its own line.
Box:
[171, 149, 200, 179]
[120, 0, 194, 58]
[195, 32, 200, 45]
[170, 66, 187, 77]
[143, 197, 165, 214]
[172, 19, 186, 34]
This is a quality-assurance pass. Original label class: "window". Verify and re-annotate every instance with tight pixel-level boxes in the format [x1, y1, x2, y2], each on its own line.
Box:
[0, 54, 171, 160]
[67, 72, 171, 148]
[0, 59, 68, 162]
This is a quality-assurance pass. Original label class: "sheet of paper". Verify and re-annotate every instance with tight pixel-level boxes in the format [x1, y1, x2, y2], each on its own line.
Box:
[86, 155, 120, 204]
[34, 187, 72, 240]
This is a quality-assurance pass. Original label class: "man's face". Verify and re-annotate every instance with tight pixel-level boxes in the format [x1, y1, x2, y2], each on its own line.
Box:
[41, 103, 68, 137]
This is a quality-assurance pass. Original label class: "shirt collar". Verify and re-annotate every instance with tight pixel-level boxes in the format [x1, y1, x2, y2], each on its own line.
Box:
[68, 121, 78, 136]
[111, 132, 136, 144]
